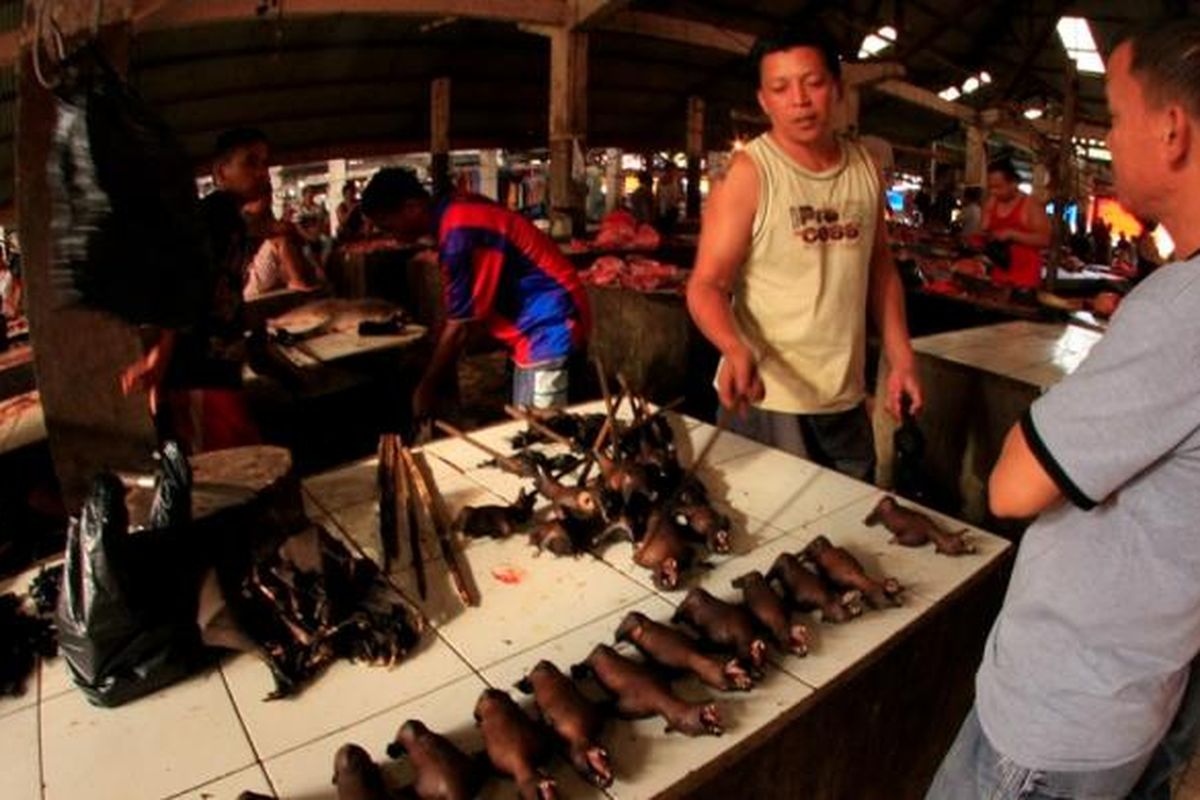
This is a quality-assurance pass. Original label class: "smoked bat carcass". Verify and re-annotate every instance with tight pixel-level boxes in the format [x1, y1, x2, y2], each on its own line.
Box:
[534, 470, 601, 519]
[804, 535, 903, 609]
[863, 495, 975, 556]
[475, 689, 558, 800]
[732, 571, 810, 656]
[674, 502, 732, 554]
[332, 743, 389, 800]
[516, 660, 613, 788]
[387, 720, 484, 800]
[454, 490, 537, 539]
[672, 588, 768, 672]
[768, 553, 863, 623]
[573, 644, 723, 736]
[632, 509, 696, 590]
[615, 610, 752, 691]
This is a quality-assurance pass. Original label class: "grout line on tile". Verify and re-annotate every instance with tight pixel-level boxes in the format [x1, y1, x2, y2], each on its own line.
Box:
[257, 671, 478, 766]
[472, 592, 663, 677]
[36, 655, 45, 800]
[218, 665, 280, 799]
[158, 761, 266, 800]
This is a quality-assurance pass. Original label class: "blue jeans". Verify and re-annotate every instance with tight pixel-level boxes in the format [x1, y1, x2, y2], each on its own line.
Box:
[926, 707, 1153, 800]
[512, 358, 570, 409]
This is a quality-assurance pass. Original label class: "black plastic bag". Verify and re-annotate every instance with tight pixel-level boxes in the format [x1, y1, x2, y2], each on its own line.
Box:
[148, 440, 192, 530]
[48, 47, 211, 327]
[56, 473, 206, 707]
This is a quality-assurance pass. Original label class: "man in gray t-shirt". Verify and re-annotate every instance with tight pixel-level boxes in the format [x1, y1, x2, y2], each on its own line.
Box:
[927, 21, 1200, 800]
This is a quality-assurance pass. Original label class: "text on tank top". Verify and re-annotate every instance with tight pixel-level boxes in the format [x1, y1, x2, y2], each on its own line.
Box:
[731, 133, 880, 414]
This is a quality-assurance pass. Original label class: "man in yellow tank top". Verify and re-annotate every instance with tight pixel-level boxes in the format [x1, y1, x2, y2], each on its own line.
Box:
[687, 26, 922, 481]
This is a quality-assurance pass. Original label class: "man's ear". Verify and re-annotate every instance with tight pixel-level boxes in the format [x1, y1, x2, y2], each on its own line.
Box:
[1164, 105, 1191, 167]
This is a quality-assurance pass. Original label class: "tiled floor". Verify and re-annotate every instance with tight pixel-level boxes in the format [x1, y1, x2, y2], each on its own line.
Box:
[1, 408, 1016, 799]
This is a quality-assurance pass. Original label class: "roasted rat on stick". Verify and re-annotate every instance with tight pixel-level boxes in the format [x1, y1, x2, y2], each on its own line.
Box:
[864, 495, 975, 556]
[475, 689, 558, 800]
[332, 744, 389, 800]
[732, 571, 810, 656]
[387, 719, 485, 800]
[574, 644, 723, 736]
[805, 535, 903, 609]
[768, 553, 863, 623]
[615, 610, 752, 691]
[516, 660, 613, 788]
[672, 588, 768, 672]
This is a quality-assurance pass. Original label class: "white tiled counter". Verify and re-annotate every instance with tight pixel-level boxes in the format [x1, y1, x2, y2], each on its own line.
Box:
[874, 321, 1102, 525]
[0, 404, 1011, 800]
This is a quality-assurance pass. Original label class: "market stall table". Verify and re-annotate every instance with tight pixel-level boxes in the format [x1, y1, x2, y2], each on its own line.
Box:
[0, 343, 34, 400]
[7, 402, 1010, 799]
[874, 320, 1103, 525]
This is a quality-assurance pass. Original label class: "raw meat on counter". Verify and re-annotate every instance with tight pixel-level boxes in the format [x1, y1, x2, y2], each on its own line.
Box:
[580, 254, 688, 293]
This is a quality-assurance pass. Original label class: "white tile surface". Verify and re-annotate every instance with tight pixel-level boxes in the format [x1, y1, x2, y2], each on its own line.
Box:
[167, 764, 274, 800]
[805, 493, 1010, 602]
[429, 534, 653, 669]
[40, 668, 256, 800]
[706, 448, 877, 533]
[264, 674, 488, 800]
[39, 655, 75, 703]
[301, 457, 379, 512]
[0, 705, 39, 800]
[221, 633, 474, 760]
[479, 591, 815, 800]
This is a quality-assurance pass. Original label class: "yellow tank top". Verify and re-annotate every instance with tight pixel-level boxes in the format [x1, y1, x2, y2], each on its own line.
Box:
[730, 133, 880, 414]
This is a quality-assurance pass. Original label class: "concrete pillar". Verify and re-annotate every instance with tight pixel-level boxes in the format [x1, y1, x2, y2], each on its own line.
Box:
[479, 149, 501, 200]
[965, 125, 987, 189]
[431, 77, 451, 196]
[327, 158, 347, 236]
[604, 148, 621, 212]
[548, 28, 588, 238]
[18, 2, 156, 507]
[686, 96, 705, 219]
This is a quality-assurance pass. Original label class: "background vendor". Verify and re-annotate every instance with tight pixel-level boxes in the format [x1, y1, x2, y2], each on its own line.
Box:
[360, 167, 591, 419]
[981, 157, 1052, 290]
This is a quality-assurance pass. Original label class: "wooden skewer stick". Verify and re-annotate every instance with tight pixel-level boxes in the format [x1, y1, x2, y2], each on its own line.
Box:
[433, 419, 528, 475]
[377, 434, 398, 571]
[616, 374, 645, 423]
[392, 434, 427, 601]
[403, 448, 477, 607]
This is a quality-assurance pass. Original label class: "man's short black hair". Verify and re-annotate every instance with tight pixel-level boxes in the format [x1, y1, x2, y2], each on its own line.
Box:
[360, 167, 430, 217]
[987, 157, 1021, 183]
[750, 25, 842, 83]
[1115, 17, 1200, 119]
[213, 127, 268, 162]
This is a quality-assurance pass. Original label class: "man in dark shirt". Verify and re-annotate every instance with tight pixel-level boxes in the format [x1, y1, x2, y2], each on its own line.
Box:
[121, 127, 274, 451]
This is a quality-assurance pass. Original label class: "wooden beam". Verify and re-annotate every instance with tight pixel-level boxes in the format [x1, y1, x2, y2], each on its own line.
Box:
[570, 0, 631, 29]
[872, 79, 977, 123]
[600, 10, 754, 54]
[1002, 0, 1073, 100]
[137, 0, 567, 31]
[686, 96, 703, 218]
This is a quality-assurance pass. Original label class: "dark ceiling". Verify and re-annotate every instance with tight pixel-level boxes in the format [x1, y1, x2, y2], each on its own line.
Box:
[0, 0, 1195, 208]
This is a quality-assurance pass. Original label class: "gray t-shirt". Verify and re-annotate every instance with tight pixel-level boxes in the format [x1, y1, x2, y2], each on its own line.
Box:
[976, 256, 1200, 771]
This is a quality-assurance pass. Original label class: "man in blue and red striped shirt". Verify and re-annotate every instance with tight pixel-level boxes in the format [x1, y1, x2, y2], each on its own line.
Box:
[361, 168, 591, 419]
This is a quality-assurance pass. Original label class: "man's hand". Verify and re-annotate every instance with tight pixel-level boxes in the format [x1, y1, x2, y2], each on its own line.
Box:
[717, 344, 765, 416]
[885, 360, 924, 419]
[120, 345, 169, 397]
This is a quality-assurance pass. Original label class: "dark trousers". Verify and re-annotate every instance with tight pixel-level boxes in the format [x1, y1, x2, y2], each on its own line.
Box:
[719, 402, 876, 483]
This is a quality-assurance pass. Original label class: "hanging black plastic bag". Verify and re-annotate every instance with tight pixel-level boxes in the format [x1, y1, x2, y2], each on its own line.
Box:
[56, 472, 206, 707]
[892, 394, 930, 503]
[148, 440, 192, 530]
[48, 47, 211, 327]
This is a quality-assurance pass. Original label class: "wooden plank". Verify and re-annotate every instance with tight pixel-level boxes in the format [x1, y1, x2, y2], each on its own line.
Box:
[570, 0, 631, 29]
